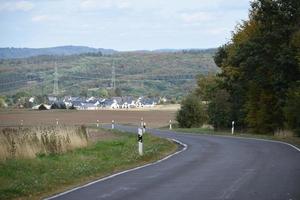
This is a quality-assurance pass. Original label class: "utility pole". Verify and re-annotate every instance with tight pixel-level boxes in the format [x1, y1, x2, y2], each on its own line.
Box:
[53, 61, 59, 96]
[111, 60, 116, 90]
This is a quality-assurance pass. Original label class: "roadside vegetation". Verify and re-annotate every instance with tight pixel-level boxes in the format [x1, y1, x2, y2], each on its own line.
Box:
[0, 125, 88, 160]
[176, 0, 300, 137]
[0, 127, 177, 200]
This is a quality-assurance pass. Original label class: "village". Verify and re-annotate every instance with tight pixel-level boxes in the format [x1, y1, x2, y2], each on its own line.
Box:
[31, 95, 169, 110]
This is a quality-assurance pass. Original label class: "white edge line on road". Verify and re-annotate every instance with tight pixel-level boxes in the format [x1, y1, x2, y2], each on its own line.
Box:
[206, 134, 300, 152]
[242, 137, 300, 152]
[44, 138, 187, 200]
[175, 130, 300, 152]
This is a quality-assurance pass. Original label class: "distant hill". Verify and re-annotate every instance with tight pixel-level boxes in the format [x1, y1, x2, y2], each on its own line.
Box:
[0, 46, 117, 59]
[0, 48, 219, 98]
[153, 48, 217, 54]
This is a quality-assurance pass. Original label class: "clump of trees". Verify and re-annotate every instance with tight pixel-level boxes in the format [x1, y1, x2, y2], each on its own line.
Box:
[177, 0, 300, 136]
[176, 94, 207, 128]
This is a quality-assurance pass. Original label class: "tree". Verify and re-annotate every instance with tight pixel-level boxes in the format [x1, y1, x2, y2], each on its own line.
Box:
[208, 89, 232, 130]
[195, 75, 220, 101]
[79, 90, 88, 97]
[176, 95, 207, 128]
[214, 0, 300, 134]
[0, 97, 7, 108]
[284, 85, 300, 136]
[115, 88, 122, 97]
[12, 91, 30, 103]
[98, 88, 109, 98]
[35, 95, 47, 104]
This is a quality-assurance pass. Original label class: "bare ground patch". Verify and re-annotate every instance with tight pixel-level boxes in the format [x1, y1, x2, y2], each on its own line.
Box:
[0, 109, 176, 128]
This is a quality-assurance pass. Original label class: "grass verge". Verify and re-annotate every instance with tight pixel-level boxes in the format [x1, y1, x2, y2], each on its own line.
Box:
[173, 127, 300, 148]
[0, 128, 177, 200]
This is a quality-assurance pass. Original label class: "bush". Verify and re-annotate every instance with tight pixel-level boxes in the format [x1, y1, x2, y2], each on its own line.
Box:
[176, 95, 207, 128]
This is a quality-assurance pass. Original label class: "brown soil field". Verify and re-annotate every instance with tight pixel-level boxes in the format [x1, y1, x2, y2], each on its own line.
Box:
[0, 109, 176, 128]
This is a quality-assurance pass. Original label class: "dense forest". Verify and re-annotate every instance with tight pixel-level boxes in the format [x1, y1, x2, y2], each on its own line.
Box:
[177, 0, 300, 135]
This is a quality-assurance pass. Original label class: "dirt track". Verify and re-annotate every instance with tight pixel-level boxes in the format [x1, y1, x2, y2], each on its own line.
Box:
[0, 109, 176, 128]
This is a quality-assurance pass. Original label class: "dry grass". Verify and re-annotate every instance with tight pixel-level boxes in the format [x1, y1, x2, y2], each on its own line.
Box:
[0, 125, 88, 160]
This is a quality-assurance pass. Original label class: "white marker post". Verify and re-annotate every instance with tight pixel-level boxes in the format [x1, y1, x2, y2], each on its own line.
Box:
[169, 120, 172, 130]
[138, 128, 143, 156]
[56, 118, 59, 125]
[143, 122, 146, 133]
[112, 120, 115, 129]
[232, 121, 235, 135]
[140, 117, 144, 128]
[96, 120, 99, 128]
[20, 120, 23, 127]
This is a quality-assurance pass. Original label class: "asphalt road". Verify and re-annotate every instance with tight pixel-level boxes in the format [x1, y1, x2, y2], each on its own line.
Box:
[48, 125, 300, 200]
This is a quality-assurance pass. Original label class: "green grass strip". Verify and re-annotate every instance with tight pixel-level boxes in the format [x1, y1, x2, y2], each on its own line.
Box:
[0, 130, 177, 200]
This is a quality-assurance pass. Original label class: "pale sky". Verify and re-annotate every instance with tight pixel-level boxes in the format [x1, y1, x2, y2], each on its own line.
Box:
[0, 0, 250, 51]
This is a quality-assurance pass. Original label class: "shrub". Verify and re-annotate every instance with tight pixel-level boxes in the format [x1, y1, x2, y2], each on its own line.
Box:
[176, 94, 207, 128]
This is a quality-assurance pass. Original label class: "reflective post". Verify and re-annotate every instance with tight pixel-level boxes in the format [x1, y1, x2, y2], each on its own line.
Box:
[138, 128, 143, 156]
[143, 122, 146, 133]
[140, 117, 143, 128]
[112, 120, 115, 129]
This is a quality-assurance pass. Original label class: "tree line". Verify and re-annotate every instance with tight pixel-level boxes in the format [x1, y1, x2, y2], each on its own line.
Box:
[177, 0, 300, 136]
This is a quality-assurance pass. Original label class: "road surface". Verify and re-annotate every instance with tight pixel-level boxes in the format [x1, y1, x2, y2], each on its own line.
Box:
[47, 125, 300, 200]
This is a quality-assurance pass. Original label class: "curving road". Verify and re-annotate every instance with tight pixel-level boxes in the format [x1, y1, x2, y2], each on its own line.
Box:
[47, 125, 300, 200]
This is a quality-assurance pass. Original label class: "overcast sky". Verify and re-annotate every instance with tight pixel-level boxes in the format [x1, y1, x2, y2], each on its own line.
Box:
[0, 0, 250, 51]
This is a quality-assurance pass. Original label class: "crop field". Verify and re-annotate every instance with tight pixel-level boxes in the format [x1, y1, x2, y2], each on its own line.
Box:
[0, 109, 177, 128]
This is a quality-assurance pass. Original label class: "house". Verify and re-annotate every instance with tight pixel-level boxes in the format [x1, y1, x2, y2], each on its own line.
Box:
[71, 101, 83, 110]
[104, 99, 119, 109]
[51, 101, 67, 109]
[135, 97, 143, 107]
[86, 96, 96, 102]
[81, 103, 99, 110]
[141, 97, 157, 107]
[112, 97, 122, 105]
[159, 97, 168, 104]
[29, 97, 35, 103]
[135, 97, 157, 108]
[99, 99, 106, 108]
[32, 104, 51, 110]
[48, 96, 58, 102]
[121, 96, 135, 109]
[63, 100, 72, 108]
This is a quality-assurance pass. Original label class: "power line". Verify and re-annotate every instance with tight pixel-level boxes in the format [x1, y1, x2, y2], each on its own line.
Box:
[53, 61, 59, 96]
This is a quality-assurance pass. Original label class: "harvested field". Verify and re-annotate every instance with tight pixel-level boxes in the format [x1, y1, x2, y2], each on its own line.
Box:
[0, 109, 176, 128]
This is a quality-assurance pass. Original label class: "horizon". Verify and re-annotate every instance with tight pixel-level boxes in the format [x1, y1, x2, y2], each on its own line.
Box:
[0, 0, 250, 51]
[0, 44, 219, 51]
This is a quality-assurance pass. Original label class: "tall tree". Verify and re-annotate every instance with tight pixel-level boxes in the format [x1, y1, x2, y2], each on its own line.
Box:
[215, 0, 300, 134]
